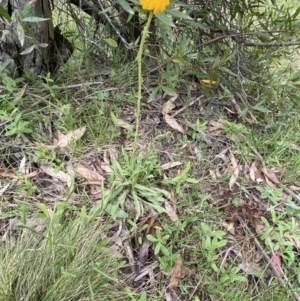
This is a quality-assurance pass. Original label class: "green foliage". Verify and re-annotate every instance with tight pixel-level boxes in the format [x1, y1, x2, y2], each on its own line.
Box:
[0, 204, 126, 301]
[147, 229, 170, 256]
[90, 148, 167, 220]
[199, 223, 228, 272]
[260, 203, 300, 270]
[256, 185, 283, 204]
[0, 108, 32, 138]
[162, 162, 199, 197]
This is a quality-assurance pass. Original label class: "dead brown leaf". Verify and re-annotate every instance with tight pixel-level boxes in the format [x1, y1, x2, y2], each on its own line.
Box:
[13, 84, 27, 103]
[54, 126, 86, 149]
[18, 155, 27, 174]
[208, 119, 226, 136]
[255, 220, 266, 235]
[164, 114, 185, 134]
[164, 201, 179, 222]
[261, 166, 280, 184]
[229, 154, 239, 190]
[209, 119, 226, 129]
[161, 162, 182, 170]
[227, 221, 235, 234]
[162, 100, 176, 115]
[239, 261, 263, 276]
[169, 257, 183, 290]
[169, 256, 195, 290]
[250, 161, 280, 189]
[67, 163, 104, 183]
[0, 169, 38, 179]
[116, 119, 132, 130]
[0, 183, 10, 196]
[100, 163, 113, 173]
[40, 164, 72, 187]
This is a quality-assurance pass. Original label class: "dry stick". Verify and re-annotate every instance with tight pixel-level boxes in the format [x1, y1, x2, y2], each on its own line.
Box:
[96, 0, 130, 49]
[279, 184, 300, 204]
[171, 95, 204, 117]
[241, 219, 300, 301]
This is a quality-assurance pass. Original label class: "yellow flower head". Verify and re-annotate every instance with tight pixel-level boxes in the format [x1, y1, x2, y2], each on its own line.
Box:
[140, 0, 169, 13]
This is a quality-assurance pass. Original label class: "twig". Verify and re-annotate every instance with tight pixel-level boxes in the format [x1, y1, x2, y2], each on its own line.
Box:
[279, 184, 300, 204]
[171, 95, 204, 117]
[244, 41, 300, 47]
[96, 0, 130, 49]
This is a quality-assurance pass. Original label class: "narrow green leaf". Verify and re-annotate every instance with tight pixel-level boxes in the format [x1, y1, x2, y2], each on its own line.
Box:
[186, 178, 199, 184]
[167, 9, 193, 20]
[155, 12, 175, 27]
[143, 200, 166, 213]
[132, 189, 141, 220]
[20, 44, 35, 55]
[38, 43, 48, 48]
[219, 66, 238, 77]
[134, 184, 156, 193]
[117, 0, 134, 15]
[292, 6, 300, 21]
[22, 16, 49, 22]
[0, 4, 12, 22]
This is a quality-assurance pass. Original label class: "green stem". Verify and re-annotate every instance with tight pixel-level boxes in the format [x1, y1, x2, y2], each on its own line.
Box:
[134, 11, 154, 151]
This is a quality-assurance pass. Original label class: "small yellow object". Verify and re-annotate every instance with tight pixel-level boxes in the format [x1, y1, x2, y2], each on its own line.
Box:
[200, 79, 217, 84]
[140, 0, 169, 13]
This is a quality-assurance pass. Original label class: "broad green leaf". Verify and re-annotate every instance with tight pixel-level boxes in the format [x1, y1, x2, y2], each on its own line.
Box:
[105, 204, 128, 218]
[161, 86, 177, 97]
[17, 22, 25, 46]
[110, 111, 118, 124]
[146, 234, 157, 242]
[155, 12, 175, 27]
[148, 87, 160, 103]
[260, 227, 273, 241]
[211, 240, 227, 249]
[103, 38, 118, 48]
[21, 3, 34, 19]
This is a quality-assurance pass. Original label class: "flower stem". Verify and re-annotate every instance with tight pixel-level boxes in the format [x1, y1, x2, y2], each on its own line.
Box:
[134, 11, 154, 151]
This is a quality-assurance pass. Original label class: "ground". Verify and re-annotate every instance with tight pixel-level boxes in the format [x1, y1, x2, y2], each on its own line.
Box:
[1, 50, 300, 301]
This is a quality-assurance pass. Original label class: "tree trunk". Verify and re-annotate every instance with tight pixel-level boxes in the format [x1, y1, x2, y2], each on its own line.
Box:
[0, 0, 73, 79]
